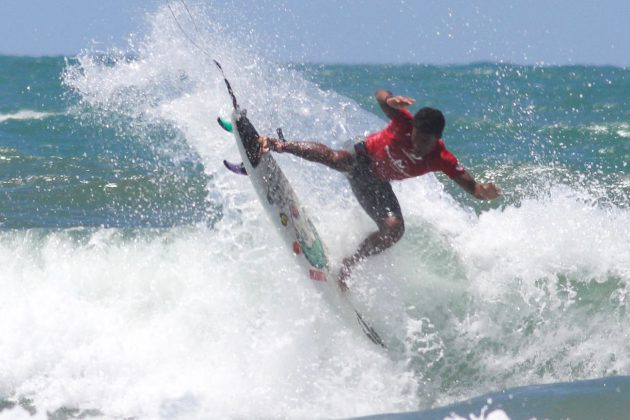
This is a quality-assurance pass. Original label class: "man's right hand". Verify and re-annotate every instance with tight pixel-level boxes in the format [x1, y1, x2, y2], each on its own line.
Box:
[385, 95, 416, 110]
[376, 90, 415, 119]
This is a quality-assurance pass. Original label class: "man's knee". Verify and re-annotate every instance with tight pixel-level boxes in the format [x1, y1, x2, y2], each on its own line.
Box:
[381, 216, 404, 243]
[331, 150, 354, 172]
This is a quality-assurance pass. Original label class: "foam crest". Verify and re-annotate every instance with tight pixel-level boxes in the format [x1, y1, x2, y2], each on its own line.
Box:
[410, 183, 630, 404]
[0, 227, 418, 418]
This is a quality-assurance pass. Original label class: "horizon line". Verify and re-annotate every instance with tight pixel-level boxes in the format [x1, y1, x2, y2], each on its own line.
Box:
[0, 53, 628, 70]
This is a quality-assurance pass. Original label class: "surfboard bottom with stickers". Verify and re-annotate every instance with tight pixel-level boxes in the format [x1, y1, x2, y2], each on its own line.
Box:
[216, 76, 384, 349]
[218, 114, 384, 348]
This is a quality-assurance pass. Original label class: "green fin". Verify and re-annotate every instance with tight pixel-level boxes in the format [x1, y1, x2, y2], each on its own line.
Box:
[217, 117, 233, 133]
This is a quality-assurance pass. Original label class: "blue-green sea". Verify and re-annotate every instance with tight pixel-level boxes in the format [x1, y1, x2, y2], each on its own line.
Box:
[1, 5, 629, 420]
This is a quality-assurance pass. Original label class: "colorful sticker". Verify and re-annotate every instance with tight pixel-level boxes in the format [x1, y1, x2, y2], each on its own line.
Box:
[292, 218, 328, 269]
[292, 241, 301, 255]
[309, 269, 327, 282]
[280, 213, 289, 226]
[290, 205, 299, 218]
[300, 236, 327, 269]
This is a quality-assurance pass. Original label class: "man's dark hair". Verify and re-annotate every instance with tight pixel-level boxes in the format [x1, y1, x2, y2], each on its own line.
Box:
[413, 107, 445, 137]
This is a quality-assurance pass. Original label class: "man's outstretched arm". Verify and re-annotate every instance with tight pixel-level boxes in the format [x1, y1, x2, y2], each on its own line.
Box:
[453, 170, 502, 200]
[375, 89, 415, 120]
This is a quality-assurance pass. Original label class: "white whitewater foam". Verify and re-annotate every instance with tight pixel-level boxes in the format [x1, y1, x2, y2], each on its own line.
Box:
[0, 227, 418, 419]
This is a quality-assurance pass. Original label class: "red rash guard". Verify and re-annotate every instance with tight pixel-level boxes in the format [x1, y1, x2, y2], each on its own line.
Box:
[364, 108, 465, 181]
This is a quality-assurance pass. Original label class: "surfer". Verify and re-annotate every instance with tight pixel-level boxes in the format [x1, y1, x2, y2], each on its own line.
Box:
[258, 90, 501, 290]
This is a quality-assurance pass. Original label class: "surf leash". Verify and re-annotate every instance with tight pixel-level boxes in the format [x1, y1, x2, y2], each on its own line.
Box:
[166, 0, 239, 110]
[355, 311, 386, 348]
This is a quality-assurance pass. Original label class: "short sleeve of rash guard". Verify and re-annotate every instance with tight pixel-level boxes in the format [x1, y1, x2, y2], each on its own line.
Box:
[438, 148, 466, 179]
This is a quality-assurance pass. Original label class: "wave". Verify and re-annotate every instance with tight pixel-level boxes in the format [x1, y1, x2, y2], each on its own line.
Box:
[0, 109, 59, 123]
[0, 226, 417, 418]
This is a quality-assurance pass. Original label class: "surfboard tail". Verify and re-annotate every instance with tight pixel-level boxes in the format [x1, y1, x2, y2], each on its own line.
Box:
[218, 112, 262, 168]
[233, 111, 262, 168]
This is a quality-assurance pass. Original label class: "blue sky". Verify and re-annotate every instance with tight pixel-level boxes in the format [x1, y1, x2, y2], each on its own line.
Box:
[1, 0, 629, 66]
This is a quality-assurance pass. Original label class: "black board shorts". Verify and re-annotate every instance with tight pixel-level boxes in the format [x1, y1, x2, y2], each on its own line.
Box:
[347, 142, 403, 227]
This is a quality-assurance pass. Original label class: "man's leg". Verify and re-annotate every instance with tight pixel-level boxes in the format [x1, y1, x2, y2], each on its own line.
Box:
[339, 215, 404, 290]
[263, 136, 404, 289]
[262, 138, 354, 172]
[341, 164, 405, 290]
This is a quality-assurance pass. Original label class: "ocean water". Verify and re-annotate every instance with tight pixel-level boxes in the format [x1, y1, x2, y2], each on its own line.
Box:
[1, 4, 629, 420]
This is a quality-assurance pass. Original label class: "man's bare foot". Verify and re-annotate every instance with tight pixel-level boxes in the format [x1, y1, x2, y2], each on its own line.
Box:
[257, 136, 283, 154]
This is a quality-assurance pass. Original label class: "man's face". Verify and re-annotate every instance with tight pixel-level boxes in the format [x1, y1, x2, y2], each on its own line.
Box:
[411, 127, 438, 155]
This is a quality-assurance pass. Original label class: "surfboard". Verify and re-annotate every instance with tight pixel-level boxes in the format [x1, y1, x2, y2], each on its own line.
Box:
[218, 109, 385, 348]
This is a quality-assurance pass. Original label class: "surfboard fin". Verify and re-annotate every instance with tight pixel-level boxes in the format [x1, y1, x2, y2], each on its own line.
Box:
[217, 117, 233, 133]
[223, 160, 247, 175]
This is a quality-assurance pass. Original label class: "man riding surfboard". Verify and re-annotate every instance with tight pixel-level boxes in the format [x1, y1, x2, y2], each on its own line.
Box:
[258, 90, 501, 290]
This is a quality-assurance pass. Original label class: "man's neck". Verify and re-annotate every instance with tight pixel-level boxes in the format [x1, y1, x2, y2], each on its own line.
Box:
[413, 138, 439, 157]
